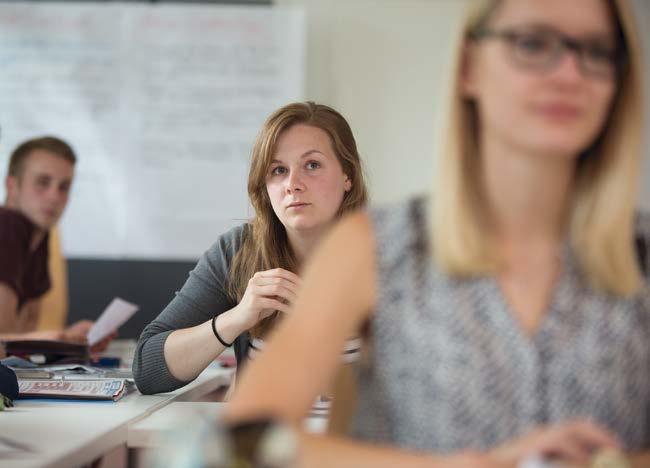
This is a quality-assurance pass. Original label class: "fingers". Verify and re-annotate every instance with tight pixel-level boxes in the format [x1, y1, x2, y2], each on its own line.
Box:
[253, 284, 298, 303]
[568, 421, 620, 451]
[66, 320, 94, 335]
[74, 319, 95, 327]
[248, 270, 301, 303]
[238, 269, 300, 328]
[90, 336, 113, 353]
[258, 297, 291, 314]
[542, 421, 619, 464]
[63, 333, 88, 344]
[493, 420, 620, 467]
[542, 434, 592, 464]
[254, 268, 301, 287]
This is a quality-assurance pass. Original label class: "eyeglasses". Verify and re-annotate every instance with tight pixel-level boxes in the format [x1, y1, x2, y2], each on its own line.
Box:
[470, 28, 622, 81]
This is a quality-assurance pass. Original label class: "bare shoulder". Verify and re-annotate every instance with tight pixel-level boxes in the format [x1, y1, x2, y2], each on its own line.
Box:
[330, 210, 373, 245]
[301, 210, 376, 322]
[309, 210, 375, 274]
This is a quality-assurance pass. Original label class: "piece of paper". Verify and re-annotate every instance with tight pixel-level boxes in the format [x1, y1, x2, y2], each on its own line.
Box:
[87, 298, 139, 346]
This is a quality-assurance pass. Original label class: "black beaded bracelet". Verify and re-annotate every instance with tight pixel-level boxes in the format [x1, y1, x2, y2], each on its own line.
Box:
[211, 315, 233, 347]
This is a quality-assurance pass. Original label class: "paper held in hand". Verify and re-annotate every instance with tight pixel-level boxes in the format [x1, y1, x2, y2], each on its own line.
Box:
[86, 298, 139, 346]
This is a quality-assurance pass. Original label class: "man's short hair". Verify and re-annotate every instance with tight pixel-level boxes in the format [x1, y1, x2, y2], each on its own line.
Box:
[8, 136, 77, 179]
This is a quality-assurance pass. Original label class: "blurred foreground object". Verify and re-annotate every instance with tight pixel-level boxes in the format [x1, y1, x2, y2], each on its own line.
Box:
[147, 412, 297, 468]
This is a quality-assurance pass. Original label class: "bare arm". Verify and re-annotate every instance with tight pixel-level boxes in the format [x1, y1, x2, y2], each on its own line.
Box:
[0, 283, 19, 333]
[224, 213, 499, 467]
[0, 290, 61, 340]
[165, 267, 299, 382]
[0, 292, 62, 340]
[164, 307, 246, 382]
[227, 211, 376, 424]
[14, 299, 40, 333]
[223, 213, 466, 466]
[225, 213, 623, 467]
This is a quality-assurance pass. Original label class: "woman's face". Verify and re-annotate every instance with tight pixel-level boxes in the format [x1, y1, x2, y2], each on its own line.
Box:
[265, 124, 351, 235]
[462, 0, 618, 159]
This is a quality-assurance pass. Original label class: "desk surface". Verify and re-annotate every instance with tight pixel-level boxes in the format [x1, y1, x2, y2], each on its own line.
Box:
[127, 401, 327, 455]
[3, 359, 233, 468]
[128, 401, 227, 449]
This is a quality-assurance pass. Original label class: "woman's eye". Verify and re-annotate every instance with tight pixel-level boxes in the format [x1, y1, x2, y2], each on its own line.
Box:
[586, 45, 615, 63]
[517, 33, 552, 55]
[306, 161, 321, 170]
[271, 166, 287, 176]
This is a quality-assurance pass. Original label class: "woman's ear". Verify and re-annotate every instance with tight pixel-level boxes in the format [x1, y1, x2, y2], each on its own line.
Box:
[461, 42, 479, 98]
[344, 175, 352, 192]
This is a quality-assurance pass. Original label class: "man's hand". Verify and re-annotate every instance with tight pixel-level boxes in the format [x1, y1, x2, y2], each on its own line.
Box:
[90, 331, 117, 353]
[63, 320, 117, 352]
[62, 319, 94, 343]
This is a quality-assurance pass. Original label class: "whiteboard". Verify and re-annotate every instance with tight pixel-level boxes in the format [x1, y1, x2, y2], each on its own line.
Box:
[0, 2, 305, 260]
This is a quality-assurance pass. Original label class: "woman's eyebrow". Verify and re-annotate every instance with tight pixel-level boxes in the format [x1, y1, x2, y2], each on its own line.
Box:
[300, 150, 325, 158]
[270, 150, 325, 164]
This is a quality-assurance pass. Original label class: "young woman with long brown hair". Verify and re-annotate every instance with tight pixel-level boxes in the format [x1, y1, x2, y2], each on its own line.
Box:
[133, 101, 367, 395]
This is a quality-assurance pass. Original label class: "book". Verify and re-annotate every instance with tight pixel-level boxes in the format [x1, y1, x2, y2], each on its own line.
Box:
[1, 340, 89, 365]
[13, 364, 133, 381]
[18, 378, 132, 401]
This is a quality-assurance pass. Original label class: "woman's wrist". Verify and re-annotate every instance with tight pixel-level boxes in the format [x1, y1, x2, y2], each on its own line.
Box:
[214, 308, 249, 345]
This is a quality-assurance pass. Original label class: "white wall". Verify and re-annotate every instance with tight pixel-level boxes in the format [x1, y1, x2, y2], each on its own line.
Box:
[633, 0, 650, 209]
[277, 0, 650, 208]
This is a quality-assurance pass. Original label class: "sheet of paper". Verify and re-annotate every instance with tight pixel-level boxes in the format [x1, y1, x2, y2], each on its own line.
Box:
[87, 298, 139, 346]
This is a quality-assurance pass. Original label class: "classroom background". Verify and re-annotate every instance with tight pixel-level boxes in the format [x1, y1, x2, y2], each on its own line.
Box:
[0, 0, 649, 339]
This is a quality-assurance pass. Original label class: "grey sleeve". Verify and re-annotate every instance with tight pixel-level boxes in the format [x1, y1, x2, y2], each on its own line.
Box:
[132, 224, 246, 394]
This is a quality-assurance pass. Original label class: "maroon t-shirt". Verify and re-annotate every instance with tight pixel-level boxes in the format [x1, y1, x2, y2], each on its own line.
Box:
[0, 207, 50, 309]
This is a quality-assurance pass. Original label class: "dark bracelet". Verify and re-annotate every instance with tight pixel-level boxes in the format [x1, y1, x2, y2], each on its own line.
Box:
[211, 315, 233, 347]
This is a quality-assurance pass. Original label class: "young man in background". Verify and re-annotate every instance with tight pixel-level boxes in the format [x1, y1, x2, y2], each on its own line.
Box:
[0, 136, 92, 341]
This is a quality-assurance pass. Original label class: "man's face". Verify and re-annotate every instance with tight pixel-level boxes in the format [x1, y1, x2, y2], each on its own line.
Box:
[5, 150, 74, 231]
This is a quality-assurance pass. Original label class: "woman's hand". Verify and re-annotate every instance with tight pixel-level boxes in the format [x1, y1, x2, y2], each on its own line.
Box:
[233, 268, 301, 331]
[489, 420, 620, 467]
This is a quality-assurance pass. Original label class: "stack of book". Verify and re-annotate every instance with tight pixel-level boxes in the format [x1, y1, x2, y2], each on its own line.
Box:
[18, 379, 130, 401]
[4, 359, 134, 402]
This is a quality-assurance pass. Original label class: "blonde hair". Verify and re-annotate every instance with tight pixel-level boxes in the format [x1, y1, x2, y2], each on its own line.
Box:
[431, 0, 646, 296]
[228, 102, 368, 337]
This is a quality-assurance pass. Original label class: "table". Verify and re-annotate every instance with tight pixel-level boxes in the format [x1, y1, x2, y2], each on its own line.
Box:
[125, 401, 326, 468]
[127, 401, 326, 451]
[2, 344, 233, 468]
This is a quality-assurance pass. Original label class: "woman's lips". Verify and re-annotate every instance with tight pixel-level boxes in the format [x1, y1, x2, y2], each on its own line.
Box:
[287, 202, 310, 210]
[536, 103, 582, 120]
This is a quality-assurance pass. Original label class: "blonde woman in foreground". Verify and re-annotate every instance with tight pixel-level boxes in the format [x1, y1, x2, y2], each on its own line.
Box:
[227, 0, 650, 467]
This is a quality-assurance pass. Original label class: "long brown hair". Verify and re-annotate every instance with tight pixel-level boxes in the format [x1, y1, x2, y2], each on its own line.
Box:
[228, 101, 368, 337]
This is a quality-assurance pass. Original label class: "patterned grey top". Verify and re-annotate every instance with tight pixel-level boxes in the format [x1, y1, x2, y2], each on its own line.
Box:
[350, 197, 650, 453]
